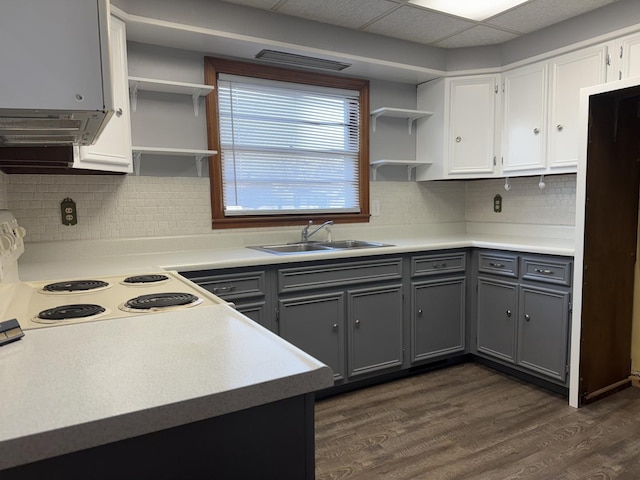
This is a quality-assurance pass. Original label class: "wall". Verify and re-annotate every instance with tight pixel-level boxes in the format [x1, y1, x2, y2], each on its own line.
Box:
[0, 172, 7, 209]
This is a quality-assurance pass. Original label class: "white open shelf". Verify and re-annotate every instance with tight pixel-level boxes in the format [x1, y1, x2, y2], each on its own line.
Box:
[370, 107, 433, 134]
[370, 159, 432, 181]
[128, 76, 214, 116]
[132, 147, 218, 177]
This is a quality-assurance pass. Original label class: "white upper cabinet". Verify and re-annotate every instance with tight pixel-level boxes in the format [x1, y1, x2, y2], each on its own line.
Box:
[615, 32, 640, 80]
[416, 74, 500, 181]
[502, 44, 608, 175]
[75, 15, 133, 173]
[547, 46, 608, 170]
[501, 62, 547, 173]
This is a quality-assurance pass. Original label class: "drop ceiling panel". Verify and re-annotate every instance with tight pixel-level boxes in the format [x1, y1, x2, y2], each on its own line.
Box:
[487, 0, 618, 34]
[363, 6, 475, 45]
[277, 0, 398, 30]
[435, 25, 519, 49]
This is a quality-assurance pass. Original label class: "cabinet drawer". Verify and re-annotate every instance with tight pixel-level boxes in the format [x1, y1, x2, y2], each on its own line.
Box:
[278, 258, 402, 293]
[478, 252, 518, 278]
[412, 252, 466, 277]
[185, 271, 267, 300]
[521, 257, 572, 286]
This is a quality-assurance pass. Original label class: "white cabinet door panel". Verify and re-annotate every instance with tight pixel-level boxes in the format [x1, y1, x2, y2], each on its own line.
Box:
[548, 46, 607, 169]
[502, 63, 547, 172]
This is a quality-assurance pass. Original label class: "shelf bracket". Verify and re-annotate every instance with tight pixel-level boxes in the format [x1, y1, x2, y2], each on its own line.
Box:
[194, 154, 208, 177]
[370, 111, 382, 133]
[133, 150, 142, 176]
[192, 89, 204, 116]
[406, 117, 418, 135]
[129, 81, 140, 113]
[406, 165, 416, 181]
[371, 164, 380, 181]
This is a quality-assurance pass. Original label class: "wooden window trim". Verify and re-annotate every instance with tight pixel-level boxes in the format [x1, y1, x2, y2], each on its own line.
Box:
[204, 56, 370, 229]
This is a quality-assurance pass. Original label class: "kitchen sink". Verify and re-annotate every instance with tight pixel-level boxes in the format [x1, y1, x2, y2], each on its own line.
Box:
[317, 240, 387, 249]
[249, 240, 392, 255]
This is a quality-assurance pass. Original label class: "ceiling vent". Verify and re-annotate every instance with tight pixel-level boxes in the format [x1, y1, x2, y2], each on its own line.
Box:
[255, 50, 351, 72]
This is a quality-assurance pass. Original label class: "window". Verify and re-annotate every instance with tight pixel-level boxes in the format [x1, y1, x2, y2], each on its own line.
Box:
[204, 57, 370, 229]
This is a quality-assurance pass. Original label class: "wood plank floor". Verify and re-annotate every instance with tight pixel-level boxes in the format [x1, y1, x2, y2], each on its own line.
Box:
[315, 363, 640, 480]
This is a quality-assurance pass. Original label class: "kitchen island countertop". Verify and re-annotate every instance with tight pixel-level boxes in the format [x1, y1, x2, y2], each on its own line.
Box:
[0, 303, 333, 471]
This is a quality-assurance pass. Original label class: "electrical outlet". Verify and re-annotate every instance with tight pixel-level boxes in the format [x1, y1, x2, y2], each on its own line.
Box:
[493, 194, 502, 213]
[61, 198, 78, 225]
[371, 199, 381, 217]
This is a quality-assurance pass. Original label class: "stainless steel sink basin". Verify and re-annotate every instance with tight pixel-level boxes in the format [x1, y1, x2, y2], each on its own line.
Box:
[317, 240, 388, 249]
[249, 243, 334, 254]
[249, 240, 392, 255]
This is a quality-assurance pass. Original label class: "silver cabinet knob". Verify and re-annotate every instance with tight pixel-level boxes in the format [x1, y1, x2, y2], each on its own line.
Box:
[524, 314, 531, 321]
[418, 309, 423, 316]
[533, 128, 540, 135]
[355, 319, 360, 326]
[506, 310, 512, 317]
[332, 323, 338, 329]
[556, 124, 563, 131]
[116, 107, 123, 117]
[455, 136, 462, 143]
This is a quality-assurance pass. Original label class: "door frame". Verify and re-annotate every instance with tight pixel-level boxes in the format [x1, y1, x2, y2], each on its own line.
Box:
[571, 76, 640, 407]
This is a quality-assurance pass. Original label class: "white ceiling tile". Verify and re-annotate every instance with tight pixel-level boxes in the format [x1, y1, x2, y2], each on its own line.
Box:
[363, 5, 475, 44]
[435, 25, 519, 49]
[277, 0, 399, 30]
[487, 0, 618, 34]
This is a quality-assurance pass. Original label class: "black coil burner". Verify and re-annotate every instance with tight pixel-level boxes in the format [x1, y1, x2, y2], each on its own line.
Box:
[123, 274, 169, 284]
[43, 280, 109, 293]
[123, 293, 200, 310]
[38, 304, 106, 321]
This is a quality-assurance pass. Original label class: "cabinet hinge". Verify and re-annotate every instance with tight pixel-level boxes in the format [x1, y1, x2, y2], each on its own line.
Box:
[275, 308, 279, 321]
[620, 46, 624, 59]
[565, 365, 570, 374]
[606, 53, 611, 66]
[568, 302, 572, 313]
[493, 156, 496, 166]
[501, 156, 504, 165]
[494, 83, 498, 94]
[502, 82, 505, 93]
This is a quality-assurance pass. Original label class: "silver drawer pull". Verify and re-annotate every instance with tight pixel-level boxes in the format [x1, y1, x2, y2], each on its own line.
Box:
[433, 262, 448, 269]
[489, 262, 505, 268]
[533, 268, 554, 275]
[212, 285, 236, 294]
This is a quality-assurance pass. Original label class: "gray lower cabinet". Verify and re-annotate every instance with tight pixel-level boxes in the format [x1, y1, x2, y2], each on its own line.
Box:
[477, 277, 518, 363]
[279, 292, 346, 381]
[475, 251, 572, 384]
[348, 284, 403, 377]
[518, 284, 570, 381]
[410, 251, 467, 363]
[277, 257, 404, 384]
[180, 268, 272, 330]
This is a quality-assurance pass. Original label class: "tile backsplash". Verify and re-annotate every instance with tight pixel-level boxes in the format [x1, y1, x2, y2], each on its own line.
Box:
[3, 172, 576, 243]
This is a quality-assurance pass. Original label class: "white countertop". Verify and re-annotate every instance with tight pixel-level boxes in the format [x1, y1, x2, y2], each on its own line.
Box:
[17, 227, 575, 282]
[0, 304, 333, 470]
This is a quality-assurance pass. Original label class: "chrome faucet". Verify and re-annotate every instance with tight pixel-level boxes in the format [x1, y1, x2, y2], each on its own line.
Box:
[301, 220, 333, 242]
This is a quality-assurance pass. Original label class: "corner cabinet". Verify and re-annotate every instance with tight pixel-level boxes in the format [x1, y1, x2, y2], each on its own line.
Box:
[277, 257, 404, 384]
[416, 74, 500, 180]
[75, 15, 133, 173]
[475, 250, 572, 385]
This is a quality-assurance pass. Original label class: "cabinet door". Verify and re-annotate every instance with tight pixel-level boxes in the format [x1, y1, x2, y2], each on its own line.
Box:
[278, 292, 345, 381]
[448, 76, 499, 175]
[477, 277, 518, 363]
[518, 285, 570, 381]
[411, 277, 465, 362]
[75, 15, 133, 173]
[620, 32, 640, 80]
[348, 285, 403, 377]
[502, 62, 547, 172]
[547, 47, 607, 169]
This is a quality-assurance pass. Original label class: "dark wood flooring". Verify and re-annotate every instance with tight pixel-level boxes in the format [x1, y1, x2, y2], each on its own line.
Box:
[315, 363, 640, 480]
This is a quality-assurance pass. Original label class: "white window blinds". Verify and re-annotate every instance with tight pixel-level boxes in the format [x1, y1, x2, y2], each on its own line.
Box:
[217, 74, 361, 216]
